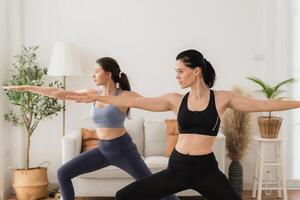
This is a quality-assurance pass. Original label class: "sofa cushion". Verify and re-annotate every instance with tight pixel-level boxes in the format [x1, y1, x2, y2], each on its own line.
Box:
[144, 156, 169, 172]
[124, 118, 144, 155]
[144, 121, 167, 157]
[79, 165, 132, 179]
[165, 135, 178, 157]
[81, 128, 99, 152]
[164, 119, 179, 157]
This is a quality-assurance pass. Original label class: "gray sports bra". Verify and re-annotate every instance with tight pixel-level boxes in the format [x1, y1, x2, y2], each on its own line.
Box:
[90, 89, 126, 128]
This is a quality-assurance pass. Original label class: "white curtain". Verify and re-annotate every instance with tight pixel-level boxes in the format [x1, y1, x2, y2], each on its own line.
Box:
[0, 0, 9, 197]
[287, 0, 300, 180]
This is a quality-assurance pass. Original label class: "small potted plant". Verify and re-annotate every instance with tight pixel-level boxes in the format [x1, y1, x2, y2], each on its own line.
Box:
[247, 76, 294, 138]
[4, 46, 64, 199]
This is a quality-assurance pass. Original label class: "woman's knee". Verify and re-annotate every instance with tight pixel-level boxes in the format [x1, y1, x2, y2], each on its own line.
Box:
[57, 165, 69, 181]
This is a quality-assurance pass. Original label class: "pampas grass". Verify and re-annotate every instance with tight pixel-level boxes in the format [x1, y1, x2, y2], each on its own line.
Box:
[221, 87, 252, 161]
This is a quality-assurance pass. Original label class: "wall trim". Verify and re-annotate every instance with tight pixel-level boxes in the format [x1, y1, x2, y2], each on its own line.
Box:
[244, 179, 300, 190]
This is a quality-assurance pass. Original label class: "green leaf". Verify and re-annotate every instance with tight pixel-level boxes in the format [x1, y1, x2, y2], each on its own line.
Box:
[270, 89, 285, 99]
[4, 46, 64, 133]
[247, 76, 294, 99]
[273, 78, 294, 92]
[247, 77, 268, 90]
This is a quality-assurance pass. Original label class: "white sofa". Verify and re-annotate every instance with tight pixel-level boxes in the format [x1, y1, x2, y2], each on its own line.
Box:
[62, 118, 226, 197]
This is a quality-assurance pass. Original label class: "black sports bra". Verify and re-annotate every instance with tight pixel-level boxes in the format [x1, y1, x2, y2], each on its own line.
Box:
[177, 90, 220, 136]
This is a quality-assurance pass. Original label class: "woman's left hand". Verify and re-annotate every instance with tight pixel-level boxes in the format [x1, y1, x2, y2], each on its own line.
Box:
[66, 95, 96, 103]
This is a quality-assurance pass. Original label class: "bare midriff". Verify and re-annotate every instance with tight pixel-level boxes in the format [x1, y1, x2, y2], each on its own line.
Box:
[175, 134, 216, 155]
[95, 127, 127, 140]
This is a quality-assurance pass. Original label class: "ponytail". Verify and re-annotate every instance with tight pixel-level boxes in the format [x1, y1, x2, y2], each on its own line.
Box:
[118, 72, 131, 116]
[118, 72, 131, 91]
[202, 59, 216, 88]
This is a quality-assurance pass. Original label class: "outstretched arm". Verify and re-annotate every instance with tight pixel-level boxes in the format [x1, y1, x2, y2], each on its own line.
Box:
[226, 91, 300, 112]
[3, 85, 97, 100]
[67, 92, 179, 112]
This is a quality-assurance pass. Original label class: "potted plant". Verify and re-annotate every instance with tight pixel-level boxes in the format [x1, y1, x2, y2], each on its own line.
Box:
[4, 46, 64, 200]
[222, 87, 252, 197]
[247, 76, 294, 138]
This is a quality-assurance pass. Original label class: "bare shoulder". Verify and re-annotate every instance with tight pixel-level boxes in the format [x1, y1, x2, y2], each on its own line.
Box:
[213, 90, 236, 99]
[213, 89, 238, 106]
[212, 90, 237, 115]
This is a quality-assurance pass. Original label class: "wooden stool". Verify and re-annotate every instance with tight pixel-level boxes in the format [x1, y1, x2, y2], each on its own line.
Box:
[251, 137, 287, 200]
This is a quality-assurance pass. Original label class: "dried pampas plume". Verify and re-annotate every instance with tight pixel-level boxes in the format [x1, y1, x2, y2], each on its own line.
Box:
[221, 87, 252, 161]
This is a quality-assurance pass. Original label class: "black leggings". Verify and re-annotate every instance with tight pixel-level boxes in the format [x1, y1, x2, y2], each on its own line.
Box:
[116, 149, 241, 200]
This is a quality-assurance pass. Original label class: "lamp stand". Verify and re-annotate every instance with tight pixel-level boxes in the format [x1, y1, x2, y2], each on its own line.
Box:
[63, 75, 66, 136]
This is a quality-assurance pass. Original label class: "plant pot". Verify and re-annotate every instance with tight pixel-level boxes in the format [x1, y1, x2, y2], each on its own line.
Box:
[12, 167, 48, 200]
[258, 116, 282, 138]
[228, 160, 243, 197]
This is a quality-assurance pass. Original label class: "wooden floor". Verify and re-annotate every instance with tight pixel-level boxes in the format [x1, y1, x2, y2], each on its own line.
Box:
[242, 190, 300, 200]
[7, 190, 300, 200]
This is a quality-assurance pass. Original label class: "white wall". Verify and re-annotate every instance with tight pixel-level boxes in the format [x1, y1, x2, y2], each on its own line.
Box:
[0, 0, 9, 197]
[4, 0, 294, 193]
[0, 0, 12, 198]
[1, 0, 25, 198]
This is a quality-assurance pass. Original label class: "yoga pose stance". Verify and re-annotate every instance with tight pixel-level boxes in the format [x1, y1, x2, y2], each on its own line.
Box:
[66, 50, 300, 200]
[3, 57, 179, 200]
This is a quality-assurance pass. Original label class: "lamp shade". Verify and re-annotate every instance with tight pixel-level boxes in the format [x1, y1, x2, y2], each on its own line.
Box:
[48, 42, 82, 76]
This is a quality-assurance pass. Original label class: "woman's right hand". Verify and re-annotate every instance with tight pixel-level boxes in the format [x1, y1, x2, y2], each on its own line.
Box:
[3, 85, 27, 92]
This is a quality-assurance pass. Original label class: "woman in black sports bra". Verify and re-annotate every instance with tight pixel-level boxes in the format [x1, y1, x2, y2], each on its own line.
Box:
[67, 49, 300, 200]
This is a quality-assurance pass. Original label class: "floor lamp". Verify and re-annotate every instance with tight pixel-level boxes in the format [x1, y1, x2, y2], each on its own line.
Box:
[48, 42, 82, 136]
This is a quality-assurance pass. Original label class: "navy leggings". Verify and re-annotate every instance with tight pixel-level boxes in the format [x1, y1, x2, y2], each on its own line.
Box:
[57, 133, 179, 200]
[116, 149, 241, 200]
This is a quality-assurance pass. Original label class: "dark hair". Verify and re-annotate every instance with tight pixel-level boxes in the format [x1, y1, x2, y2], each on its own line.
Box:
[96, 57, 131, 116]
[176, 49, 216, 88]
[96, 57, 131, 91]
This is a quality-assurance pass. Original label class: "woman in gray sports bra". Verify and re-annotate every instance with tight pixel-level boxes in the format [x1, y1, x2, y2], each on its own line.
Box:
[4, 57, 179, 200]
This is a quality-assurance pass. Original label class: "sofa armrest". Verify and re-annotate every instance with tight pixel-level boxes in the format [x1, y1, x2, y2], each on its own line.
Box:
[62, 130, 82, 163]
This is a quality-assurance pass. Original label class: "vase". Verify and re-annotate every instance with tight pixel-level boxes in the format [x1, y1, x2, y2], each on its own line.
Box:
[228, 160, 243, 197]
